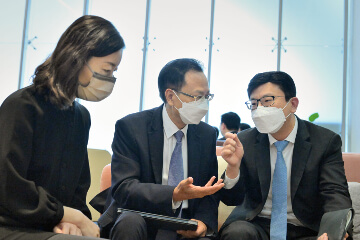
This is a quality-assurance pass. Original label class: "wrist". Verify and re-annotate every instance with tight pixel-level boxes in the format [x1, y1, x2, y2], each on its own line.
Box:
[173, 188, 182, 202]
[226, 164, 240, 179]
[62, 207, 85, 227]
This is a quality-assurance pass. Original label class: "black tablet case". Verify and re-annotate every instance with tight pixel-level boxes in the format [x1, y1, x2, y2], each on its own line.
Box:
[117, 208, 198, 231]
[317, 208, 354, 240]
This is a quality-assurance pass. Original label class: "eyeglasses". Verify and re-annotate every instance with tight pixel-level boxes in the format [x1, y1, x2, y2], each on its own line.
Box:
[172, 90, 214, 101]
[245, 96, 285, 110]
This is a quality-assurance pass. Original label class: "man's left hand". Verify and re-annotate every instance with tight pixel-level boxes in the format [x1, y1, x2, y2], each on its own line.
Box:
[177, 219, 207, 238]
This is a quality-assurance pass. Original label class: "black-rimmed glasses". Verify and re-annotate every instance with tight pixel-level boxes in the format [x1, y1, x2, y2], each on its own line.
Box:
[245, 96, 285, 110]
[173, 90, 214, 101]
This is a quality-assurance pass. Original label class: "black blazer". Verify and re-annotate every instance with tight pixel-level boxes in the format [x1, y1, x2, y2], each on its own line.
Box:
[98, 105, 219, 233]
[220, 117, 352, 233]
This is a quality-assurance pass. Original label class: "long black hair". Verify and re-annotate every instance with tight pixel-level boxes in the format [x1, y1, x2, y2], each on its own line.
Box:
[33, 15, 125, 108]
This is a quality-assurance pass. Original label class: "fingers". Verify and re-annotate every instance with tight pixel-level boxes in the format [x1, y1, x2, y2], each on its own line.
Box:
[53, 226, 63, 234]
[204, 176, 216, 187]
[182, 177, 193, 186]
[317, 233, 328, 240]
[177, 219, 207, 238]
[177, 177, 193, 190]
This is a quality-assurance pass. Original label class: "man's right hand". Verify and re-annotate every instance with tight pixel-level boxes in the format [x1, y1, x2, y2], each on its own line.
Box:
[173, 176, 224, 202]
[221, 132, 244, 179]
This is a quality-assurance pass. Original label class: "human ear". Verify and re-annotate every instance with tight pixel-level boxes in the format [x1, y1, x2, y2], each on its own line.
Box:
[290, 97, 299, 113]
[165, 89, 175, 106]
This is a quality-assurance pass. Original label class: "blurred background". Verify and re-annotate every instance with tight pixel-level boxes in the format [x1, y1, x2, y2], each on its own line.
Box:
[1, 0, 359, 153]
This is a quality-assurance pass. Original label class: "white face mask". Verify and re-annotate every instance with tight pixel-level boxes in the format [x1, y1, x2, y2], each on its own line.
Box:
[173, 91, 209, 125]
[251, 101, 291, 134]
[77, 65, 116, 102]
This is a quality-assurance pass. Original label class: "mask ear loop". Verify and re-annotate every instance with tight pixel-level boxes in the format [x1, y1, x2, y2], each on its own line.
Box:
[172, 90, 184, 111]
[282, 98, 292, 118]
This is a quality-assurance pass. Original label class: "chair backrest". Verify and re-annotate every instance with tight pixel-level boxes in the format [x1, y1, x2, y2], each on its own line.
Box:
[343, 152, 360, 182]
[87, 148, 111, 221]
[216, 146, 223, 156]
[100, 163, 112, 192]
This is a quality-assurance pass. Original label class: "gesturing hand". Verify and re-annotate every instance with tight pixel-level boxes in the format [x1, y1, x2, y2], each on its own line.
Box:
[173, 176, 224, 202]
[221, 132, 244, 179]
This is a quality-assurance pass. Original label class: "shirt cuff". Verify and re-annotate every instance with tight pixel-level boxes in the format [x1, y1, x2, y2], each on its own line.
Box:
[223, 170, 240, 189]
[172, 199, 182, 210]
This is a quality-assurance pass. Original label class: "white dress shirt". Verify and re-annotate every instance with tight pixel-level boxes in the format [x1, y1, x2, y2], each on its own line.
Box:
[162, 106, 189, 209]
[224, 117, 303, 226]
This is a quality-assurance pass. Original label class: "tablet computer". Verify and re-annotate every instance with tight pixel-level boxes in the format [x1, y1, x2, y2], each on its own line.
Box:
[117, 208, 198, 231]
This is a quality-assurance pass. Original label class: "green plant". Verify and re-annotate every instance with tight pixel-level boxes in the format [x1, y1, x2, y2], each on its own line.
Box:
[309, 113, 319, 122]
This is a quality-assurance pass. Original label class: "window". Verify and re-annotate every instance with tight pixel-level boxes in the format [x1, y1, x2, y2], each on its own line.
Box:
[0, 0, 26, 103]
[83, 0, 146, 151]
[208, 0, 279, 129]
[281, 0, 344, 135]
[142, 0, 212, 110]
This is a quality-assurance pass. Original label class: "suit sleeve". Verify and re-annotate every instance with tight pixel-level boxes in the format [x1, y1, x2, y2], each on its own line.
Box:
[110, 119, 176, 216]
[318, 132, 353, 237]
[319, 133, 352, 211]
[191, 128, 220, 233]
[0, 96, 64, 229]
[70, 150, 92, 219]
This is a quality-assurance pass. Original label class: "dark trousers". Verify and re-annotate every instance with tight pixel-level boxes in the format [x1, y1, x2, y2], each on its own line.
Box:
[108, 211, 213, 240]
[220, 217, 318, 240]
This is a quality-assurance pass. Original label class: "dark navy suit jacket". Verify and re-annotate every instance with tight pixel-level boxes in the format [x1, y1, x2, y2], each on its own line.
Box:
[98, 105, 219, 234]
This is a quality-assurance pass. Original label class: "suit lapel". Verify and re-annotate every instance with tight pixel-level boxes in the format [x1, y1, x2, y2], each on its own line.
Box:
[255, 133, 272, 202]
[148, 105, 165, 184]
[291, 118, 311, 201]
[187, 124, 200, 183]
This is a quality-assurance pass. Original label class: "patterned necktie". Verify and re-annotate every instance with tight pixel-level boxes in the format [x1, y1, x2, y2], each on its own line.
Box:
[270, 140, 289, 240]
[156, 131, 184, 240]
[168, 130, 184, 187]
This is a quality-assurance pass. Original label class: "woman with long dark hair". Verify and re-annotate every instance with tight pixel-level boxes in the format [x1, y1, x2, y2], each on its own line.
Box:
[0, 15, 125, 239]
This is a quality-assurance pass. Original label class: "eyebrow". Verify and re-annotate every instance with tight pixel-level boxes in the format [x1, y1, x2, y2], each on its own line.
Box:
[105, 62, 117, 68]
[193, 90, 210, 95]
[250, 94, 274, 100]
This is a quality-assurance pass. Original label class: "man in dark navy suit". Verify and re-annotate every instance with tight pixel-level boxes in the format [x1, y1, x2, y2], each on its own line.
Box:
[98, 58, 224, 240]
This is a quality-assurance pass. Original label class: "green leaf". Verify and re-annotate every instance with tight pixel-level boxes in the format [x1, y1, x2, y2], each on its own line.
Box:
[309, 113, 319, 122]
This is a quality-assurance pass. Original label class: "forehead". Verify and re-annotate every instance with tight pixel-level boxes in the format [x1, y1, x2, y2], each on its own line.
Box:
[89, 49, 123, 67]
[250, 82, 284, 99]
[181, 70, 209, 93]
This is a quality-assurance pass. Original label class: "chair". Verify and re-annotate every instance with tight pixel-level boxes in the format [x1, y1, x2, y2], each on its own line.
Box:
[87, 148, 111, 221]
[343, 152, 360, 182]
[100, 163, 112, 192]
[216, 146, 223, 156]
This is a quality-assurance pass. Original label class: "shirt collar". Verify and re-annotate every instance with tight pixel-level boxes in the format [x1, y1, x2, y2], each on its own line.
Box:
[268, 116, 298, 145]
[162, 105, 188, 139]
